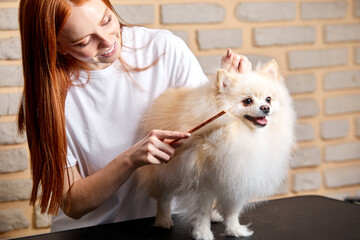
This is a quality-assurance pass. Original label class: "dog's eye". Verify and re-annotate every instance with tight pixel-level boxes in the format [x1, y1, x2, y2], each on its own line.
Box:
[266, 97, 271, 103]
[243, 98, 253, 106]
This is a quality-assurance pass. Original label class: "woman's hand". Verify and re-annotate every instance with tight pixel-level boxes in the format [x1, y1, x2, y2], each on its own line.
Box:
[220, 48, 252, 74]
[126, 130, 191, 167]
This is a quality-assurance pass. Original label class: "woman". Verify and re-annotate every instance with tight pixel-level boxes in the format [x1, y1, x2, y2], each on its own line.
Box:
[18, 0, 251, 232]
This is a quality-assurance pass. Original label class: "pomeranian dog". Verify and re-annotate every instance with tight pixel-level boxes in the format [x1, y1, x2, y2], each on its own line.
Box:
[136, 58, 296, 240]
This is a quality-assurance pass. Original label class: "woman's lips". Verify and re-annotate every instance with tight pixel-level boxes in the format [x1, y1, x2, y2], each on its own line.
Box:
[101, 42, 117, 57]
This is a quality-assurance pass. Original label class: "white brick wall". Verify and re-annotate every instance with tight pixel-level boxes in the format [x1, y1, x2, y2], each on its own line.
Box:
[288, 48, 348, 70]
[254, 27, 315, 46]
[285, 74, 316, 94]
[355, 47, 360, 64]
[292, 146, 322, 168]
[325, 94, 360, 115]
[292, 171, 322, 192]
[1, 0, 360, 238]
[325, 24, 360, 42]
[324, 71, 360, 90]
[293, 99, 319, 118]
[236, 2, 296, 22]
[114, 5, 154, 25]
[0, 148, 28, 173]
[325, 142, 360, 162]
[324, 165, 360, 188]
[0, 93, 22, 116]
[0, 8, 18, 30]
[356, 0, 360, 17]
[0, 37, 21, 60]
[161, 4, 225, 24]
[0, 122, 27, 145]
[0, 209, 29, 232]
[197, 29, 242, 50]
[295, 123, 315, 142]
[0, 179, 32, 202]
[321, 120, 349, 139]
[0, 65, 23, 87]
[301, 1, 347, 20]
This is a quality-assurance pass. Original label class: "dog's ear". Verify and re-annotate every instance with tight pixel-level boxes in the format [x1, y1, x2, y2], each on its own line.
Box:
[260, 59, 283, 82]
[217, 69, 235, 93]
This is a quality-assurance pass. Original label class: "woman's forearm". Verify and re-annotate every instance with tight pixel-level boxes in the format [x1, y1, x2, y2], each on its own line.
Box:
[61, 153, 136, 219]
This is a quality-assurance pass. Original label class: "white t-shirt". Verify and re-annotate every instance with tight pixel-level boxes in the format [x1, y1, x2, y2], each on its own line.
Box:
[51, 26, 208, 232]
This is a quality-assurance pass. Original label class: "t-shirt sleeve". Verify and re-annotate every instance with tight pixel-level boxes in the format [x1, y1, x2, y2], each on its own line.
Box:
[66, 128, 78, 168]
[166, 32, 208, 88]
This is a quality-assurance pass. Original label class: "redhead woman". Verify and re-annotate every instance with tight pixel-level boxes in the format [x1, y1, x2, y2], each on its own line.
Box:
[18, 0, 251, 232]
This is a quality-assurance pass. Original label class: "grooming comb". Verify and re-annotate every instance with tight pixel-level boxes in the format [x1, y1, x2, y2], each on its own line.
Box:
[169, 110, 232, 146]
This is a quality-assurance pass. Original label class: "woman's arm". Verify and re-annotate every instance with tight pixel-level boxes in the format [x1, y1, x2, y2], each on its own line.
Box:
[61, 130, 190, 219]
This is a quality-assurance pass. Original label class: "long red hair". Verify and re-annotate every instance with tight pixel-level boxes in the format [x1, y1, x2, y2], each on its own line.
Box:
[18, 0, 120, 215]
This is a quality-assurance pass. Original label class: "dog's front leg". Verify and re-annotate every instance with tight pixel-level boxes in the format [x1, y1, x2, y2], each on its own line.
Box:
[221, 202, 253, 237]
[154, 194, 173, 229]
[190, 195, 215, 240]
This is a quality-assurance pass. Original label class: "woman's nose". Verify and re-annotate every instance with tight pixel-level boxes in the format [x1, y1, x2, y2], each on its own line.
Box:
[97, 34, 113, 49]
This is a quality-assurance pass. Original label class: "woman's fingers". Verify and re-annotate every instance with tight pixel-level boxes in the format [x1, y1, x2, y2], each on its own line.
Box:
[220, 48, 252, 74]
[144, 130, 191, 164]
[150, 129, 191, 141]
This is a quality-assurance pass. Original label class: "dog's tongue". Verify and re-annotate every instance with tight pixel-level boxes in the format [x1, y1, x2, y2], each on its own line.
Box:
[255, 117, 268, 125]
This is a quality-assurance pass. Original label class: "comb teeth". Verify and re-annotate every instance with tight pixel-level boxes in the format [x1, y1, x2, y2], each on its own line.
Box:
[169, 110, 236, 146]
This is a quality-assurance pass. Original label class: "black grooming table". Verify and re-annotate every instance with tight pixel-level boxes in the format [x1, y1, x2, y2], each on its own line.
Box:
[13, 195, 360, 240]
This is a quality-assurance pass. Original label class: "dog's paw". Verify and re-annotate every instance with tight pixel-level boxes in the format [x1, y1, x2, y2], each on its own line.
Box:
[225, 224, 253, 237]
[192, 227, 214, 240]
[210, 209, 223, 222]
[153, 217, 173, 229]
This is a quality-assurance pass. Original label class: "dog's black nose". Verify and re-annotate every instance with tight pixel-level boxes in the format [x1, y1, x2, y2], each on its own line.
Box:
[260, 105, 270, 114]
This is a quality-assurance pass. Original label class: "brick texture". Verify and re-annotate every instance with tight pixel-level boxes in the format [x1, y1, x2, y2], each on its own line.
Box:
[0, 122, 27, 145]
[295, 123, 315, 142]
[288, 48, 348, 70]
[301, 1, 347, 20]
[34, 207, 52, 228]
[197, 29, 242, 50]
[325, 142, 360, 162]
[161, 4, 225, 24]
[355, 47, 360, 64]
[0, 179, 32, 202]
[321, 120, 349, 139]
[293, 98, 319, 118]
[292, 171, 322, 192]
[0, 8, 18, 30]
[325, 24, 360, 42]
[0, 37, 21, 60]
[324, 70, 360, 90]
[0, 65, 23, 87]
[292, 146, 322, 168]
[114, 5, 154, 25]
[356, 0, 360, 17]
[0, 92, 22, 116]
[285, 74, 316, 94]
[1, 0, 360, 238]
[236, 2, 296, 22]
[0, 148, 28, 173]
[324, 165, 360, 188]
[254, 27, 315, 46]
[0, 208, 29, 232]
[325, 94, 360, 115]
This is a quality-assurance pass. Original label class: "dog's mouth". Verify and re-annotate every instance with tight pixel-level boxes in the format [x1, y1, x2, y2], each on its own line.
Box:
[244, 115, 268, 127]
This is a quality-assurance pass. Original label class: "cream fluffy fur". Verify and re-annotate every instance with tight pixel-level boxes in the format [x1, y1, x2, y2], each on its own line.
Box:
[136, 60, 296, 240]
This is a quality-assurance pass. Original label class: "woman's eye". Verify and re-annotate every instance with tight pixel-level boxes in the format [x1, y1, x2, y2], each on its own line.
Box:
[266, 97, 271, 103]
[243, 98, 253, 105]
[102, 14, 112, 26]
[76, 36, 92, 48]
